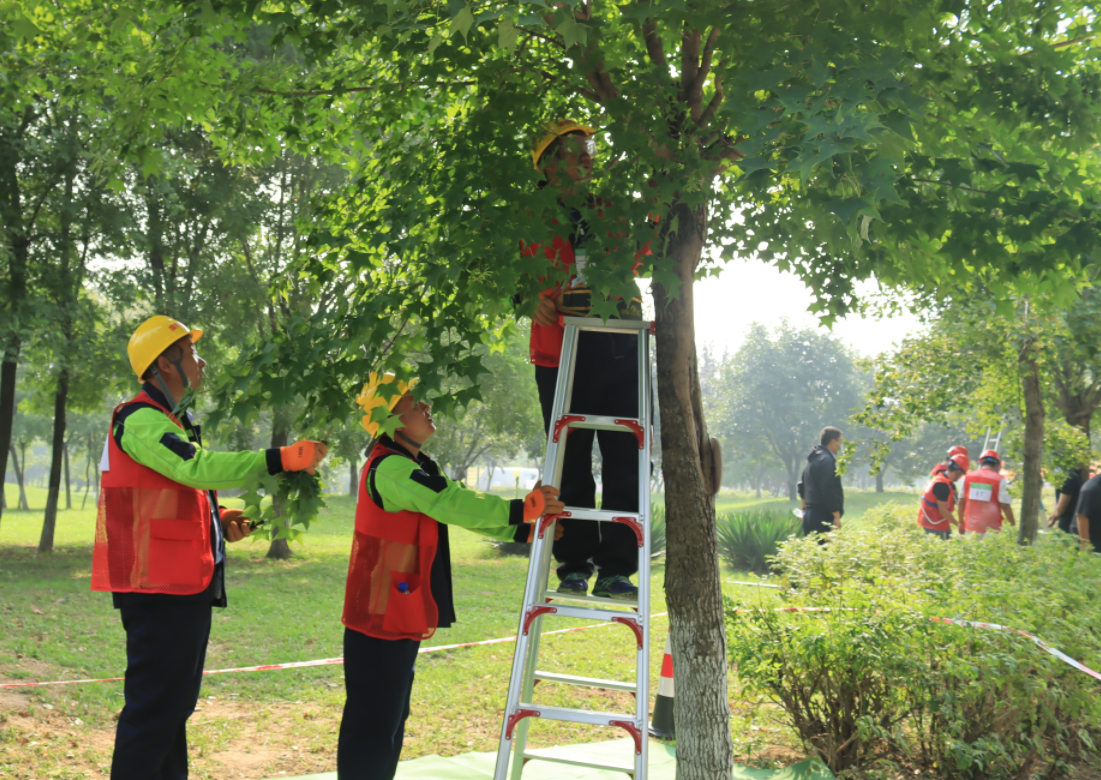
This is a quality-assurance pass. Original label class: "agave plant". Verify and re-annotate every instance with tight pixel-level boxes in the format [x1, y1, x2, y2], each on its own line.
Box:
[716, 509, 801, 574]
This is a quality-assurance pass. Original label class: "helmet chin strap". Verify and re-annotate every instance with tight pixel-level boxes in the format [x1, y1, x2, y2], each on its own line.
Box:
[149, 347, 191, 414]
[396, 430, 424, 450]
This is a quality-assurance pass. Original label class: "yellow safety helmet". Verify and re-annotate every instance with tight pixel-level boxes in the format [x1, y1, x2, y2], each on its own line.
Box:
[355, 372, 419, 437]
[532, 119, 595, 171]
[127, 315, 203, 380]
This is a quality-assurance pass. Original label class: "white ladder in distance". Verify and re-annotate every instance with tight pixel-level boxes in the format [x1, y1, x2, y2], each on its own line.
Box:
[493, 315, 654, 780]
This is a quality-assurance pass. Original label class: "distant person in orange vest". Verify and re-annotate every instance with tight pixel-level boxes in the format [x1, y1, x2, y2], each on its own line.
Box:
[340, 373, 564, 779]
[93, 316, 328, 780]
[918, 453, 969, 539]
[930, 445, 969, 479]
[958, 450, 1016, 536]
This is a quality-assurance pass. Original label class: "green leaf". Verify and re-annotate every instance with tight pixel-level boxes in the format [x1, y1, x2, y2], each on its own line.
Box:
[497, 17, 519, 52]
[451, 6, 475, 42]
[555, 16, 587, 49]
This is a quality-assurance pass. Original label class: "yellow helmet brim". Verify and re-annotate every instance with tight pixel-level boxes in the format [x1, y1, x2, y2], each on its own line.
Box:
[532, 121, 595, 171]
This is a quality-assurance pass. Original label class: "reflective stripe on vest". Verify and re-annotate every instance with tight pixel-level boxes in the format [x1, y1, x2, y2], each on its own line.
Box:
[342, 442, 440, 641]
[91, 392, 214, 595]
[917, 474, 957, 529]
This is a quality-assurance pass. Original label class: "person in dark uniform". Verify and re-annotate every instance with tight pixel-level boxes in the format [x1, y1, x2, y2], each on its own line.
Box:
[1048, 466, 1085, 534]
[798, 427, 845, 539]
[93, 315, 327, 780]
[1074, 473, 1101, 554]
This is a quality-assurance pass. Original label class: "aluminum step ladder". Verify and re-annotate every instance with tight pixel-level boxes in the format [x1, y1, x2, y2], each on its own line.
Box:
[494, 315, 654, 779]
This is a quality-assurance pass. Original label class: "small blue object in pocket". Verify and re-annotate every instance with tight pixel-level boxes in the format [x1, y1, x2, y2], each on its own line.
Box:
[398, 582, 410, 594]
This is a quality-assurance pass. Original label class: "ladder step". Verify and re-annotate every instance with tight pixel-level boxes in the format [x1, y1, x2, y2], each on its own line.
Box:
[557, 507, 643, 523]
[522, 749, 636, 775]
[534, 671, 637, 692]
[562, 315, 651, 333]
[515, 703, 638, 727]
[543, 591, 639, 609]
[525, 603, 644, 623]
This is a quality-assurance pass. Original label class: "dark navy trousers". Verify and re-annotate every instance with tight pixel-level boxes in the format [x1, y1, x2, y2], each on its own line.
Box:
[337, 628, 420, 780]
[111, 601, 212, 780]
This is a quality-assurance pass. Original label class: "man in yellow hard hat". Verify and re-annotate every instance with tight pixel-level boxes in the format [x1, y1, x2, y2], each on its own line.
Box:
[93, 314, 328, 780]
[520, 120, 648, 601]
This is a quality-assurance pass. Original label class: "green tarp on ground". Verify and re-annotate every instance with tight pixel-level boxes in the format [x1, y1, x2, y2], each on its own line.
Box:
[272, 738, 833, 780]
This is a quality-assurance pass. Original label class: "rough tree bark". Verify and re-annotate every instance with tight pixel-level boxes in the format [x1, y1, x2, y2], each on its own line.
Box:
[40, 367, 70, 553]
[1018, 353, 1045, 545]
[654, 201, 734, 780]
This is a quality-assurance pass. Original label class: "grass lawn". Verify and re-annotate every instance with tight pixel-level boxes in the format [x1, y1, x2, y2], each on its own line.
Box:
[0, 483, 907, 779]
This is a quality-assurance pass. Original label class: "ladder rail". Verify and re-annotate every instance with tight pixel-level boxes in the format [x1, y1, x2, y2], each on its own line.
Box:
[495, 316, 654, 780]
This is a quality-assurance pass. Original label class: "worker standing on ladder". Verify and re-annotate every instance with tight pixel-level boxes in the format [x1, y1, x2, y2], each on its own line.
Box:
[339, 374, 564, 780]
[522, 119, 647, 601]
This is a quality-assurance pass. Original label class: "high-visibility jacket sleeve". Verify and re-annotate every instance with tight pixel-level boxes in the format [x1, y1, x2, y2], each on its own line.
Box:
[114, 407, 281, 490]
[373, 455, 526, 542]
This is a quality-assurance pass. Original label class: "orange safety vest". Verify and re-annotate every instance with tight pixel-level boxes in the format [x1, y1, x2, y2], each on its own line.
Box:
[918, 473, 957, 530]
[342, 442, 440, 641]
[523, 205, 655, 368]
[91, 392, 215, 595]
[962, 469, 1005, 533]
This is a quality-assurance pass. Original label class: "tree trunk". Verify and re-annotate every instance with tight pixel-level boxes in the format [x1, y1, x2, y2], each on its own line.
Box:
[266, 422, 292, 560]
[1018, 354, 1045, 545]
[40, 368, 69, 553]
[63, 439, 71, 509]
[754, 466, 762, 499]
[875, 470, 884, 493]
[0, 361, 16, 527]
[653, 202, 734, 780]
[348, 457, 357, 496]
[10, 444, 29, 510]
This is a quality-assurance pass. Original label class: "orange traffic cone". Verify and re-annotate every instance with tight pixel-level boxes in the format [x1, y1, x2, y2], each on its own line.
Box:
[649, 630, 675, 739]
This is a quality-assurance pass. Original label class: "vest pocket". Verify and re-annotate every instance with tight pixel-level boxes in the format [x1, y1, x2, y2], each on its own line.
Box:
[382, 572, 428, 636]
[146, 519, 204, 586]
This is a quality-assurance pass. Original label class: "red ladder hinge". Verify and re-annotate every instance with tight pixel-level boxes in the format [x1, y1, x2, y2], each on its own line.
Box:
[612, 516, 644, 547]
[552, 414, 586, 442]
[505, 708, 541, 740]
[609, 719, 644, 755]
[612, 616, 644, 650]
[522, 606, 557, 636]
[614, 419, 645, 449]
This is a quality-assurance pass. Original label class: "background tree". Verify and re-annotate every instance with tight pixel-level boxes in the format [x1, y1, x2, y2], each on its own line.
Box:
[713, 322, 861, 500]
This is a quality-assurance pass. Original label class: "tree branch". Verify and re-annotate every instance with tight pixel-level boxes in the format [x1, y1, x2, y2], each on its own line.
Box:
[643, 20, 667, 69]
[696, 74, 723, 128]
[680, 24, 701, 109]
[689, 28, 721, 122]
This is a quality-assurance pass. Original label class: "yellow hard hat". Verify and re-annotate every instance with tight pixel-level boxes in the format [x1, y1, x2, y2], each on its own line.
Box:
[127, 315, 203, 380]
[355, 372, 419, 437]
[532, 119, 595, 171]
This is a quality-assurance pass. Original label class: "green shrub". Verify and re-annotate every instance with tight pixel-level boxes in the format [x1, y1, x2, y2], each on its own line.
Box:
[727, 502, 1101, 776]
[716, 509, 801, 573]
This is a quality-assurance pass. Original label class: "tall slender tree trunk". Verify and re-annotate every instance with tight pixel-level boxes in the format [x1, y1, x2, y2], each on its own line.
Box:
[348, 458, 357, 496]
[40, 368, 70, 553]
[875, 470, 884, 493]
[1018, 354, 1045, 545]
[754, 466, 762, 499]
[267, 417, 292, 560]
[63, 439, 71, 509]
[10, 444, 29, 510]
[653, 202, 733, 780]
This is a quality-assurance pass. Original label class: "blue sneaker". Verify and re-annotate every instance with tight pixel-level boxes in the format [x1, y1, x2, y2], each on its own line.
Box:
[593, 575, 638, 600]
[557, 572, 590, 595]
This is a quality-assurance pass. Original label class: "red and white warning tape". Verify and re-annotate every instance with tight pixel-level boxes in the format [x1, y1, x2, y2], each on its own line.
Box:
[0, 612, 671, 690]
[4, 608, 1098, 688]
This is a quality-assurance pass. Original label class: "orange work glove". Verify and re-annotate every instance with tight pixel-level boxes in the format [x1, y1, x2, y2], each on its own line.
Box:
[220, 508, 252, 543]
[281, 440, 329, 475]
[522, 481, 564, 522]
